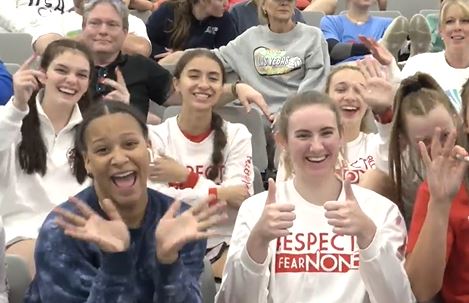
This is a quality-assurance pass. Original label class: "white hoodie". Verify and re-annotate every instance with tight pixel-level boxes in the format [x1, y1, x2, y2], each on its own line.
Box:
[0, 96, 89, 244]
[216, 179, 415, 303]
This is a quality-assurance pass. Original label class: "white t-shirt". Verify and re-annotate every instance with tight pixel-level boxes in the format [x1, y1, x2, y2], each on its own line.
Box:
[277, 122, 391, 183]
[148, 117, 254, 248]
[216, 179, 415, 303]
[31, 10, 150, 46]
[0, 0, 74, 33]
[401, 51, 469, 111]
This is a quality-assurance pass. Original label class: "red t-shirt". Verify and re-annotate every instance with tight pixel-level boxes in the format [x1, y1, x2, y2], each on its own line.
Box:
[407, 182, 469, 303]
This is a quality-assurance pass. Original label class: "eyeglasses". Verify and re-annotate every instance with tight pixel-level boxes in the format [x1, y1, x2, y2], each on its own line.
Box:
[95, 67, 109, 95]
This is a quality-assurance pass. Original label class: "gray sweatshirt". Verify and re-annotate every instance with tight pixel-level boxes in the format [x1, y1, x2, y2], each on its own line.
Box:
[213, 23, 330, 113]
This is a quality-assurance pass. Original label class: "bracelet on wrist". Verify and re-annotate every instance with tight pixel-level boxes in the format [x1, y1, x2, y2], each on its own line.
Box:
[231, 80, 241, 99]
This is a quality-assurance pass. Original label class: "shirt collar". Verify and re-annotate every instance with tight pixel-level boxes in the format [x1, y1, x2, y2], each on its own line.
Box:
[35, 89, 83, 131]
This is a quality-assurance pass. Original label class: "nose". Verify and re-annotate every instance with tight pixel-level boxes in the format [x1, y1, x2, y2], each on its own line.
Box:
[198, 76, 210, 89]
[308, 136, 324, 152]
[97, 23, 109, 34]
[111, 147, 129, 166]
[64, 73, 78, 84]
[453, 20, 463, 30]
[344, 90, 357, 101]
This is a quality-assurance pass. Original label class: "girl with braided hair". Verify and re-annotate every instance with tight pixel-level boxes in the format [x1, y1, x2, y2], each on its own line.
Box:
[148, 48, 254, 278]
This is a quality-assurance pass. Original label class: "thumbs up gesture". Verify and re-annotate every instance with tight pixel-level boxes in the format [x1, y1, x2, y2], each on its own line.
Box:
[251, 179, 296, 246]
[324, 177, 376, 249]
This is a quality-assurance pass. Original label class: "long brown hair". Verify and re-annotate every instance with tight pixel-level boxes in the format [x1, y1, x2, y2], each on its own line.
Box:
[18, 39, 93, 176]
[167, 0, 200, 50]
[173, 49, 227, 181]
[388, 72, 468, 208]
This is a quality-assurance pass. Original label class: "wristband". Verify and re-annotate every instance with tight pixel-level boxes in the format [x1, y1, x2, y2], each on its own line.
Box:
[373, 107, 393, 124]
[169, 171, 198, 189]
[231, 80, 241, 99]
[208, 188, 218, 206]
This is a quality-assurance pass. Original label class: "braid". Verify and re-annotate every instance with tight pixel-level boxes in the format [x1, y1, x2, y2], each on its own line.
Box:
[207, 112, 227, 181]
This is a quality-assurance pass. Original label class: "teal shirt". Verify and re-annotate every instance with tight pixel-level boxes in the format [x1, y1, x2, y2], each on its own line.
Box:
[427, 14, 445, 52]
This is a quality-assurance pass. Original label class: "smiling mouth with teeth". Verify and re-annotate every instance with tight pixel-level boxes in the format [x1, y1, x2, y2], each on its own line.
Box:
[306, 156, 327, 163]
[58, 87, 77, 96]
[341, 106, 359, 112]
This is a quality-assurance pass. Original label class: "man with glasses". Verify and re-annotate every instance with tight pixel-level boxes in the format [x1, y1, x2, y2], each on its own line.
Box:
[32, 0, 150, 57]
[33, 0, 170, 120]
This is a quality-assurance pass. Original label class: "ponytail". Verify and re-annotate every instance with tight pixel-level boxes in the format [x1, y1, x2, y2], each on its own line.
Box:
[18, 92, 47, 175]
[207, 112, 227, 181]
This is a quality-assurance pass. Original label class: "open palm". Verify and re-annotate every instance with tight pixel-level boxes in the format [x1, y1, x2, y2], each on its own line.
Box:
[356, 57, 395, 113]
[55, 197, 130, 253]
[155, 196, 227, 264]
[420, 129, 469, 203]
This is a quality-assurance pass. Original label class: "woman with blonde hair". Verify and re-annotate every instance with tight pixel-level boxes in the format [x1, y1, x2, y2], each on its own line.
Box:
[401, 0, 469, 111]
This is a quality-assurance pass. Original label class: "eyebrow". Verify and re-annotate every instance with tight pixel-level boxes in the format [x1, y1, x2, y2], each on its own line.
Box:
[187, 69, 221, 76]
[54, 63, 89, 74]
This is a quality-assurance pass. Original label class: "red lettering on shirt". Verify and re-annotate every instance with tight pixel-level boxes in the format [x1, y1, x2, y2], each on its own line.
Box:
[275, 232, 359, 273]
[341, 156, 377, 184]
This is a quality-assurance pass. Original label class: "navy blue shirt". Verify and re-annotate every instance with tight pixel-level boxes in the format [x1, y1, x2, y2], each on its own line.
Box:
[25, 187, 206, 303]
[0, 61, 13, 105]
[146, 2, 237, 57]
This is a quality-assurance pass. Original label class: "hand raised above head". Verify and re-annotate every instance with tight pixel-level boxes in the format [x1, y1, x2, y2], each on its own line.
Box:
[55, 197, 130, 253]
[155, 195, 227, 264]
[324, 177, 376, 249]
[13, 54, 46, 110]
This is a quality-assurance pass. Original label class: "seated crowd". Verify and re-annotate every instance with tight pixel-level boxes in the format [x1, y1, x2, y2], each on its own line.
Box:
[0, 0, 468, 302]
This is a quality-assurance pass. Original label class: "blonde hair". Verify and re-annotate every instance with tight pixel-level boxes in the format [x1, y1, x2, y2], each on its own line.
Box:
[325, 64, 375, 134]
[439, 0, 469, 27]
[257, 0, 268, 25]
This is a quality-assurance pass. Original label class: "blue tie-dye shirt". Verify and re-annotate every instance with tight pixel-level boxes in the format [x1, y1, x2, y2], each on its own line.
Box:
[24, 186, 206, 303]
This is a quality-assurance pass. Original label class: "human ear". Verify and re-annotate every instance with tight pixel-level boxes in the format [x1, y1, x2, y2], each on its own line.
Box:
[83, 153, 93, 178]
[172, 77, 180, 94]
[274, 131, 287, 151]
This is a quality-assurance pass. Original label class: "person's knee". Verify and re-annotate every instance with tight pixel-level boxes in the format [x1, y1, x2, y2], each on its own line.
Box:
[6, 239, 36, 278]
